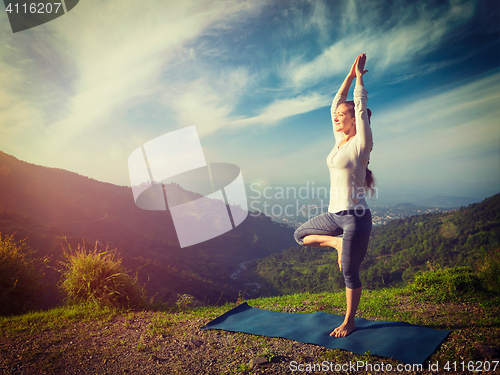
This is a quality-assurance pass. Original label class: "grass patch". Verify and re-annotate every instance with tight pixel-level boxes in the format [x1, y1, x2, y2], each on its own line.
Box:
[1, 262, 499, 374]
[405, 266, 484, 303]
[0, 303, 120, 334]
[0, 233, 45, 316]
[58, 242, 145, 308]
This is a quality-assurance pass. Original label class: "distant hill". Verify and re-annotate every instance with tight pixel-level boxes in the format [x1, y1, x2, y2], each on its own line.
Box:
[0, 151, 296, 308]
[392, 202, 416, 208]
[414, 195, 481, 208]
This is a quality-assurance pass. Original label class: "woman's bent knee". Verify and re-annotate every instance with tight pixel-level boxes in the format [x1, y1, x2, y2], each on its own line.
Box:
[293, 229, 304, 246]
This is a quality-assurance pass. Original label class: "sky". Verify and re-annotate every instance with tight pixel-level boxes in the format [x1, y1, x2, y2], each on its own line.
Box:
[1, 0, 499, 205]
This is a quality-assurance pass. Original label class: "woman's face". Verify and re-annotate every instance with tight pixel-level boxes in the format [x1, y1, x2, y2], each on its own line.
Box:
[334, 103, 355, 133]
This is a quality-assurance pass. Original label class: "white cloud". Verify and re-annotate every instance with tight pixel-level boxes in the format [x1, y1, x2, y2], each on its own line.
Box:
[284, 0, 475, 89]
[374, 71, 500, 137]
[43, 0, 265, 142]
[230, 0, 477, 132]
[0, 0, 494, 197]
[289, 0, 333, 43]
[162, 66, 251, 136]
[0, 0, 267, 172]
[231, 92, 329, 127]
[249, 71, 500, 193]
[0, 58, 46, 156]
[369, 71, 500, 193]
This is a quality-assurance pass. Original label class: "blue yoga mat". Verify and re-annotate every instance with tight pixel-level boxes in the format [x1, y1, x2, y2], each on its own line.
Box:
[202, 302, 449, 365]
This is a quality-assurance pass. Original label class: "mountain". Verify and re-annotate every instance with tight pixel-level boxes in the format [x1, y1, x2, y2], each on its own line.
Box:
[370, 186, 481, 207]
[414, 195, 481, 208]
[0, 151, 296, 308]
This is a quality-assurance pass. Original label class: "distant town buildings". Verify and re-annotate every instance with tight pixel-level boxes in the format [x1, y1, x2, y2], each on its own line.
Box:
[264, 206, 451, 228]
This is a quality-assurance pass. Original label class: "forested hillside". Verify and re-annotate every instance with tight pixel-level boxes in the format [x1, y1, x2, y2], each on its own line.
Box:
[0, 151, 295, 309]
[237, 193, 500, 296]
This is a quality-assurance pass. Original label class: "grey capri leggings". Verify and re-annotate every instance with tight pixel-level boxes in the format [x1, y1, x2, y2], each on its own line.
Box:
[293, 209, 372, 289]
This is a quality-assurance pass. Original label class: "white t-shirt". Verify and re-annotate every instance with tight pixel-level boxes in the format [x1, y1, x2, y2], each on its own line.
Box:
[327, 85, 373, 213]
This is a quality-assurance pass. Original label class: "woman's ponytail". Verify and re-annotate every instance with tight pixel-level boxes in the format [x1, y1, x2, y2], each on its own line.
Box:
[365, 166, 375, 197]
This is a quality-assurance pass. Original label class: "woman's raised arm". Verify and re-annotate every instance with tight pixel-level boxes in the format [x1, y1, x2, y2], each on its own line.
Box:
[337, 56, 358, 96]
[331, 55, 363, 143]
[354, 53, 368, 88]
[353, 53, 372, 150]
[331, 56, 358, 141]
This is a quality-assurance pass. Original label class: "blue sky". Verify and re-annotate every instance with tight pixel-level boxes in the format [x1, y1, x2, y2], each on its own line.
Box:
[0, 0, 499, 204]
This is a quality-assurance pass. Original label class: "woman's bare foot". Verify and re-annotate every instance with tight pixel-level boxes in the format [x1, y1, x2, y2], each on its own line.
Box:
[330, 320, 356, 337]
[336, 240, 342, 272]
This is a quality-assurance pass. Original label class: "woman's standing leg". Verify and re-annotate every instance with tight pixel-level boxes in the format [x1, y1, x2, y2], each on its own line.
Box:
[331, 287, 362, 337]
[330, 209, 372, 337]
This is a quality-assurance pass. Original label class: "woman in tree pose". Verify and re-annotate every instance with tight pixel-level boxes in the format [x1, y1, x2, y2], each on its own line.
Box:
[294, 53, 374, 338]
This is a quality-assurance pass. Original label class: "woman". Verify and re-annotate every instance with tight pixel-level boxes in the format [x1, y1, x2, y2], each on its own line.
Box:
[294, 53, 374, 338]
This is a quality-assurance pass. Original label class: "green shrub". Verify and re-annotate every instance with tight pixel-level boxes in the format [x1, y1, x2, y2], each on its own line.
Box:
[59, 243, 145, 308]
[175, 294, 194, 312]
[0, 233, 43, 316]
[407, 266, 482, 303]
[477, 248, 500, 293]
